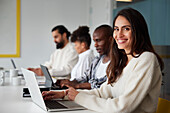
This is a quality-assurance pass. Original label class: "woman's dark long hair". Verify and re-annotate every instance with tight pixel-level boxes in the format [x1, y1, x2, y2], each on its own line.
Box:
[107, 40, 127, 84]
[107, 8, 164, 84]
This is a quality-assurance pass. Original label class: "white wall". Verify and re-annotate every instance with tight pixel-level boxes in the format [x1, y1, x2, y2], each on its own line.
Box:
[0, 0, 114, 69]
[89, 0, 114, 55]
[0, 0, 90, 69]
[0, 0, 16, 54]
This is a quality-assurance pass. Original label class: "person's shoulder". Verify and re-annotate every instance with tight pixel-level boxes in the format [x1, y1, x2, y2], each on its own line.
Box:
[90, 55, 101, 64]
[83, 54, 95, 64]
[137, 52, 158, 64]
[66, 42, 74, 48]
[52, 49, 59, 54]
[83, 50, 95, 58]
[66, 42, 77, 52]
[139, 52, 155, 59]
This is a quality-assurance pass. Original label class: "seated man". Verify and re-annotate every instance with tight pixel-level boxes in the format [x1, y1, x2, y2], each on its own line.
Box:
[57, 25, 113, 89]
[28, 25, 78, 79]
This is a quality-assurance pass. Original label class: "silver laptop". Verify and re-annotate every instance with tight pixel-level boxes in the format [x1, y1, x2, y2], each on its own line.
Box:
[21, 68, 85, 112]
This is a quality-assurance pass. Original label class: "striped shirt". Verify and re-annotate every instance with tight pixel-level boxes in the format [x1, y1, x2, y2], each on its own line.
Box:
[78, 55, 109, 89]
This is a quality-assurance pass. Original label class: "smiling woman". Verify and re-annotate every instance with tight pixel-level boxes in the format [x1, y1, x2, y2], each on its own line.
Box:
[40, 8, 164, 113]
[0, 0, 20, 57]
[113, 16, 132, 54]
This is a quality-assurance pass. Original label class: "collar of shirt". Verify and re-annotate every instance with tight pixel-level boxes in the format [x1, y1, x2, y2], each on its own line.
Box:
[78, 49, 93, 59]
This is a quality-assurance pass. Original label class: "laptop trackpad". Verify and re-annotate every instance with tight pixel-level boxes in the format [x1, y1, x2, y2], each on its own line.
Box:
[45, 100, 67, 109]
[58, 100, 83, 108]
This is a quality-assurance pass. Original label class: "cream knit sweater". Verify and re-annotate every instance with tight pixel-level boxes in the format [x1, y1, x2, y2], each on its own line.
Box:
[75, 52, 162, 113]
[44, 42, 78, 77]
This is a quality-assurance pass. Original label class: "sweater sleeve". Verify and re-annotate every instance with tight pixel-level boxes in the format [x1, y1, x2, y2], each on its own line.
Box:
[74, 53, 162, 113]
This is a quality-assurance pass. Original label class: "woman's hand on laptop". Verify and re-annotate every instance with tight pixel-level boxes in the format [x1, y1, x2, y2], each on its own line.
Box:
[42, 91, 66, 100]
[42, 87, 79, 101]
[66, 87, 79, 101]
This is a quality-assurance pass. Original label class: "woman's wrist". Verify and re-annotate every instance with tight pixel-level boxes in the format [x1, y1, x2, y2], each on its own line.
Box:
[62, 91, 66, 98]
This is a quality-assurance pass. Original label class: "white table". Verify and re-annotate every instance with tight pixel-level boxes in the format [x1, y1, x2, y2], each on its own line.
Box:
[0, 77, 97, 113]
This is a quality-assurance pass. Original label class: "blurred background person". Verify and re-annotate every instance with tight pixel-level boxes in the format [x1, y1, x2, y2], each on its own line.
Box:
[28, 25, 78, 79]
[59, 25, 113, 89]
[70, 26, 94, 81]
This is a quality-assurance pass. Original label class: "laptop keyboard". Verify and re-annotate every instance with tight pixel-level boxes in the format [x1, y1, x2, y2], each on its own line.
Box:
[45, 100, 67, 109]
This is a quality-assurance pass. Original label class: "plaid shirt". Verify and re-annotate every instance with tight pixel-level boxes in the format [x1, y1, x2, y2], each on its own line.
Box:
[77, 55, 108, 89]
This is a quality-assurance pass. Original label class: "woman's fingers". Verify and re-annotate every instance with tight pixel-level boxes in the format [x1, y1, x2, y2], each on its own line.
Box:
[42, 91, 55, 100]
[67, 87, 79, 101]
[42, 89, 79, 101]
[42, 91, 56, 97]
[44, 95, 55, 100]
[42, 91, 49, 96]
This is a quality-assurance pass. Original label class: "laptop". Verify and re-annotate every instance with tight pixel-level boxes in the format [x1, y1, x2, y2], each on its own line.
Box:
[10, 59, 23, 76]
[40, 64, 68, 90]
[21, 68, 85, 112]
[23, 65, 68, 97]
[11, 59, 17, 69]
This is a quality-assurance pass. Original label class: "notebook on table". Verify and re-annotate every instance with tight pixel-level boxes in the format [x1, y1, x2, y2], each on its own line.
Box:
[21, 68, 85, 112]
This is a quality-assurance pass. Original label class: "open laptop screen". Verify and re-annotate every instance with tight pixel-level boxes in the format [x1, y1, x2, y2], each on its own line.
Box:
[40, 65, 55, 87]
[11, 59, 16, 69]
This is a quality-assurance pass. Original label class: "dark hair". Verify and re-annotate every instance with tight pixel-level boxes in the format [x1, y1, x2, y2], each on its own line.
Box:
[107, 40, 127, 84]
[94, 24, 114, 55]
[94, 24, 113, 39]
[107, 8, 164, 84]
[71, 26, 91, 49]
[51, 25, 71, 40]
